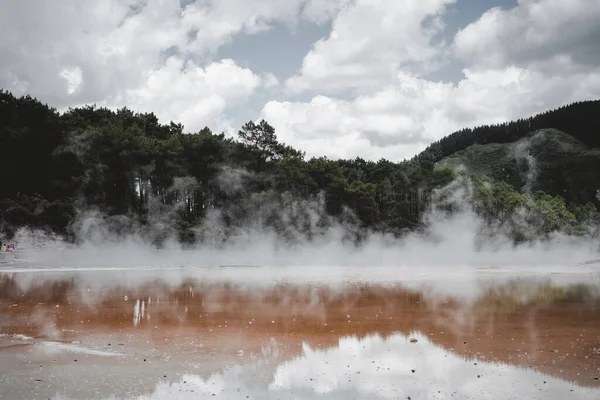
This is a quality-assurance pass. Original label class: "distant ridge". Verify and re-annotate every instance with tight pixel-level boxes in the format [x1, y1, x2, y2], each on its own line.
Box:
[415, 100, 600, 164]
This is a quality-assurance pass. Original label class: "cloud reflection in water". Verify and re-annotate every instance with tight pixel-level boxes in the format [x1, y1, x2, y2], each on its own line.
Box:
[107, 333, 599, 400]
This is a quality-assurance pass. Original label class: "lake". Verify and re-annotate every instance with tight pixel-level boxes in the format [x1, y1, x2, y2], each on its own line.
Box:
[1, 265, 599, 399]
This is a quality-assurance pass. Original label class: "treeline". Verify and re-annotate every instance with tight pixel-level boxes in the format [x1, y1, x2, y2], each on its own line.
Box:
[0, 89, 598, 244]
[0, 90, 453, 241]
[416, 100, 600, 163]
[468, 176, 600, 241]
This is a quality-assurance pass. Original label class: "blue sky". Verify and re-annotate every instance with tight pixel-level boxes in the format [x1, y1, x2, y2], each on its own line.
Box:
[1, 0, 599, 161]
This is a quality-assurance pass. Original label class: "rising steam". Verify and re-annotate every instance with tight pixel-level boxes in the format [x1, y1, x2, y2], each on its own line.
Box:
[6, 161, 599, 270]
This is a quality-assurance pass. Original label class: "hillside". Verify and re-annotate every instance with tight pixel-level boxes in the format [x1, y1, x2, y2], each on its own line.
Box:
[417, 100, 600, 163]
[439, 129, 600, 205]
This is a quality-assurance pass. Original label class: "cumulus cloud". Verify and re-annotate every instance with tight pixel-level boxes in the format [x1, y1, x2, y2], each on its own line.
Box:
[263, 64, 600, 161]
[261, 72, 282, 90]
[454, 0, 600, 69]
[1, 0, 599, 161]
[261, 0, 600, 161]
[0, 0, 342, 133]
[103, 57, 261, 133]
[261, 93, 432, 161]
[286, 0, 456, 95]
[180, 0, 317, 52]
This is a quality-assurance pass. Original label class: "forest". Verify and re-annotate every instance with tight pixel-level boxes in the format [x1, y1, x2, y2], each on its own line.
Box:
[0, 89, 599, 245]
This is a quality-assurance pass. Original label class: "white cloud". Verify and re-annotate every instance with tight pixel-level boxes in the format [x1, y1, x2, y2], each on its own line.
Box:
[0, 0, 341, 132]
[59, 66, 83, 95]
[1, 0, 599, 163]
[454, 0, 600, 69]
[0, 0, 346, 103]
[180, 0, 312, 53]
[286, 0, 456, 95]
[264, 65, 600, 161]
[104, 57, 261, 133]
[262, 73, 282, 90]
[260, 0, 600, 161]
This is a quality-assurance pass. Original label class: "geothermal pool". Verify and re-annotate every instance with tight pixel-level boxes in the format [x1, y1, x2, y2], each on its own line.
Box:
[1, 266, 599, 399]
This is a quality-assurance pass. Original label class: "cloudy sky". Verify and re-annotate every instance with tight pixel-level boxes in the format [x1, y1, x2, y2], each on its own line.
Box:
[1, 0, 599, 161]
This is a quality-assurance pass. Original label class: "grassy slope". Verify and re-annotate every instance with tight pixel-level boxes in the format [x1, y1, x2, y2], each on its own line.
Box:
[438, 129, 600, 205]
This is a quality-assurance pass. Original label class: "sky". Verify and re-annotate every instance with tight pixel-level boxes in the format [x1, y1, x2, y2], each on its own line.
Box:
[1, 0, 599, 162]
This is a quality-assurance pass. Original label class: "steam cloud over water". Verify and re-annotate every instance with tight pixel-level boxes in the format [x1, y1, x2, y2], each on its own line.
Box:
[5, 168, 600, 269]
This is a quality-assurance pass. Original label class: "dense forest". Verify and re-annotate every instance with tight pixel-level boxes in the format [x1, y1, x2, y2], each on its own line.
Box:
[0, 89, 599, 245]
[417, 100, 600, 161]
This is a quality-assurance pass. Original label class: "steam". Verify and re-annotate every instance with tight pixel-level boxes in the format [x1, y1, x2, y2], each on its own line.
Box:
[6, 163, 600, 269]
[214, 165, 253, 195]
[512, 136, 539, 193]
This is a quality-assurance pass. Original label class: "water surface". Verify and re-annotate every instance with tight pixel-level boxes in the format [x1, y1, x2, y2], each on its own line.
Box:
[1, 266, 599, 399]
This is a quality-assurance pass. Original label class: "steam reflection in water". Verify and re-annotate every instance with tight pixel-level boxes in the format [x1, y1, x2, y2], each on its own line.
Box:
[1, 268, 600, 399]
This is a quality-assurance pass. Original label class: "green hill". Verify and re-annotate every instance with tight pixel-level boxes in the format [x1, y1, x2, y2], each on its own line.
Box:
[438, 129, 600, 205]
[417, 100, 600, 163]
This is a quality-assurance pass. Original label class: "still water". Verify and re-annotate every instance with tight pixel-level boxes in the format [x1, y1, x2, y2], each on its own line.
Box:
[1, 266, 599, 399]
